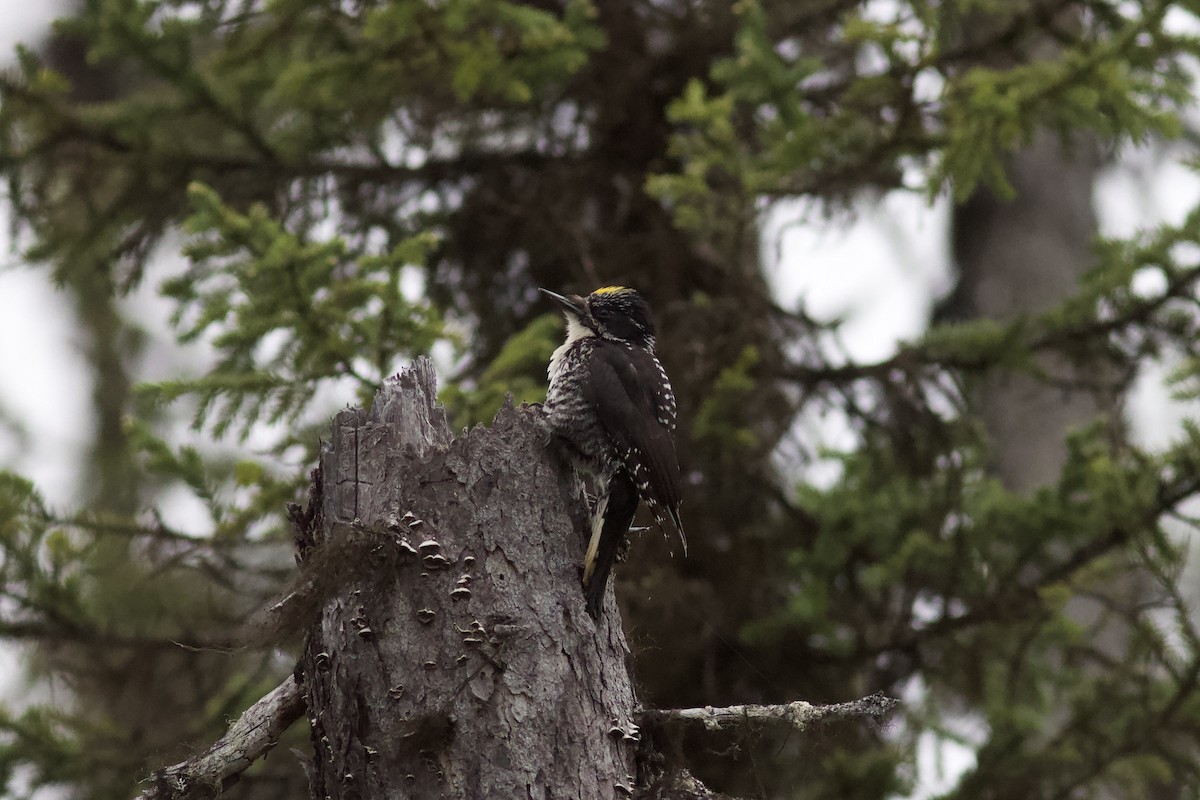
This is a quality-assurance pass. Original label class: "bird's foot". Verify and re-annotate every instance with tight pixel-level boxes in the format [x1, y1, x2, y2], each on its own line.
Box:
[614, 526, 649, 563]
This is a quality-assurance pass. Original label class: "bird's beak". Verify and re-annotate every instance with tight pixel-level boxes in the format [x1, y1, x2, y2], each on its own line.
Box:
[538, 288, 587, 318]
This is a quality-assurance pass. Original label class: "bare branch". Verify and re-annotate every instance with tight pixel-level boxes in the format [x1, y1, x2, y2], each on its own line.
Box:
[135, 675, 305, 800]
[642, 692, 897, 734]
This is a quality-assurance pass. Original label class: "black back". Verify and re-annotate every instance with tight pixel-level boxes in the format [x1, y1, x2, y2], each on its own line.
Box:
[581, 340, 681, 519]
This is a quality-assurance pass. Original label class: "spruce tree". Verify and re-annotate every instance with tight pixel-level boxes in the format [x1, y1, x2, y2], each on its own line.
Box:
[1, 1, 1199, 797]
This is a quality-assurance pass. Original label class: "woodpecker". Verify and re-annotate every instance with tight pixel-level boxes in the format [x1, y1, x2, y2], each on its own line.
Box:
[540, 285, 685, 618]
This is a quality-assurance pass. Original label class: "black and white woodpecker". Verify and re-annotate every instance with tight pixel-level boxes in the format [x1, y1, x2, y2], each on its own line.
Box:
[539, 285, 685, 618]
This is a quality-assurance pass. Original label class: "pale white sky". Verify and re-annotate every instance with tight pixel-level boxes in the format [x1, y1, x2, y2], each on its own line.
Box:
[0, 5, 1198, 799]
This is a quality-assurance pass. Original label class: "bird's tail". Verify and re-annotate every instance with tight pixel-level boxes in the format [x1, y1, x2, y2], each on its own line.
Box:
[583, 472, 638, 619]
[670, 505, 686, 556]
[649, 502, 686, 557]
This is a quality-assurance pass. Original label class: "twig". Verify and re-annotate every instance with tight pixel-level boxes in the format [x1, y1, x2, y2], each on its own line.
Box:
[135, 675, 305, 800]
[642, 692, 897, 733]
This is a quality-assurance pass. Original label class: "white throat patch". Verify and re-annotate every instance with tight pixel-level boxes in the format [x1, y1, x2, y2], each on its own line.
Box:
[548, 314, 594, 379]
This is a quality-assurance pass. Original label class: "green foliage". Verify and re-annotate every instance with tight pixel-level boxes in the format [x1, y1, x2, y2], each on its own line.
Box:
[0, 0, 604, 286]
[307, 0, 604, 106]
[0, 706, 90, 794]
[649, 0, 1198, 236]
[0, 470, 248, 647]
[0, 474, 90, 636]
[0, 469, 300, 799]
[756, 415, 1200, 794]
[937, 11, 1190, 199]
[0, 1, 610, 791]
[127, 180, 451, 559]
[693, 345, 761, 450]
[143, 182, 445, 438]
[1, 0, 1200, 798]
[440, 313, 560, 429]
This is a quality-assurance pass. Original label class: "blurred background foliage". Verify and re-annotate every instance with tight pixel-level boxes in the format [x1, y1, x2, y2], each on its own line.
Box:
[1, 0, 1200, 798]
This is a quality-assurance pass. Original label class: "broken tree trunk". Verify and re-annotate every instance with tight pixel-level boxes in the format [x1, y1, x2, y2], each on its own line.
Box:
[299, 358, 641, 799]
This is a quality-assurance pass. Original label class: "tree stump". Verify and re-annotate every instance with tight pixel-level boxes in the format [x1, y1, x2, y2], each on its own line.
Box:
[301, 358, 640, 799]
[136, 358, 894, 800]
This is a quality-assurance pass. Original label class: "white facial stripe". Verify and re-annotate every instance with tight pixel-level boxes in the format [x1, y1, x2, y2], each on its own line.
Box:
[564, 314, 594, 344]
[547, 312, 595, 380]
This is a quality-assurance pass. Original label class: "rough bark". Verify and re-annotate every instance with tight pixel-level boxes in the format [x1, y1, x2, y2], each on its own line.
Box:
[300, 358, 641, 799]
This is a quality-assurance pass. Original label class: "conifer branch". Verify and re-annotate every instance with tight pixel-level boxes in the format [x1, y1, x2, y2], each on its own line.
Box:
[135, 675, 305, 800]
[643, 693, 897, 733]
[777, 257, 1200, 388]
[0, 73, 563, 183]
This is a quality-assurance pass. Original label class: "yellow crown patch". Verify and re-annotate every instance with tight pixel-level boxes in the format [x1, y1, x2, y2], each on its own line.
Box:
[592, 285, 631, 296]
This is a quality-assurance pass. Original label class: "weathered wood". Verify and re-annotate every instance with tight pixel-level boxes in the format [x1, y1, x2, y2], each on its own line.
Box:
[136, 676, 305, 799]
[642, 693, 897, 733]
[302, 357, 639, 799]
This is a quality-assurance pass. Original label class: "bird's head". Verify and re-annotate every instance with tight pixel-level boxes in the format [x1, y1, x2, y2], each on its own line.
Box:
[539, 286, 656, 347]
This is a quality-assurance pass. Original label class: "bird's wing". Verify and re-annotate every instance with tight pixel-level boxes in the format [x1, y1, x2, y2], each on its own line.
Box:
[583, 343, 684, 543]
